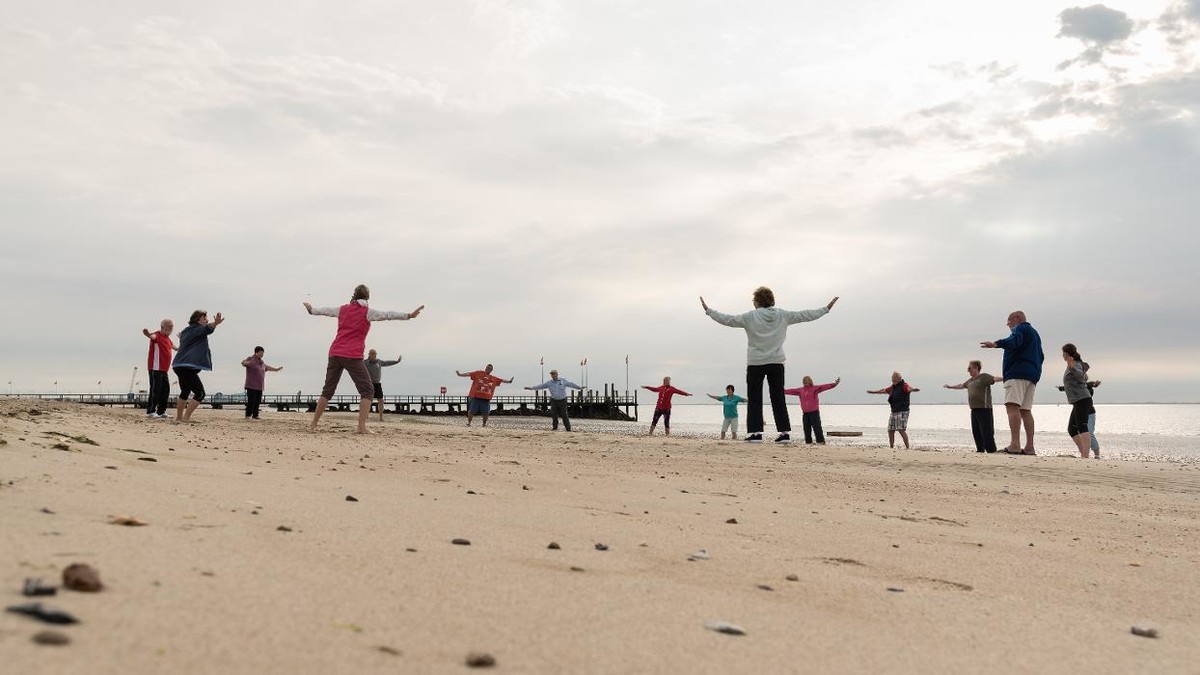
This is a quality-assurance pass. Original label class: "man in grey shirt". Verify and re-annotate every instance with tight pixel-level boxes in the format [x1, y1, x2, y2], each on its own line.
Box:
[364, 349, 401, 422]
[525, 369, 584, 431]
[944, 360, 1002, 453]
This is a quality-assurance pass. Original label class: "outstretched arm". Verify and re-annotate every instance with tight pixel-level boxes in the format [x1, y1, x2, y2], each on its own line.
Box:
[707, 393, 721, 401]
[304, 302, 339, 317]
[456, 370, 471, 378]
[944, 383, 966, 390]
[699, 296, 709, 312]
[142, 328, 152, 339]
[210, 312, 224, 329]
[368, 305, 424, 321]
[826, 296, 839, 310]
[379, 356, 403, 367]
[503, 377, 515, 384]
[267, 364, 283, 372]
[866, 388, 888, 395]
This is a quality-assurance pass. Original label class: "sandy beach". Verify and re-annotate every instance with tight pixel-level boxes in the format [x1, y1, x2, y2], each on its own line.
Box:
[2, 399, 1198, 673]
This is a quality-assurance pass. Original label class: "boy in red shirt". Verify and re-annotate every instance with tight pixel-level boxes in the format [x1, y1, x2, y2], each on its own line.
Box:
[456, 364, 514, 427]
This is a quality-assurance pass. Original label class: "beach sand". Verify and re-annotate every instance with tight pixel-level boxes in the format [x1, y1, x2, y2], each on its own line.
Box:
[2, 400, 1198, 673]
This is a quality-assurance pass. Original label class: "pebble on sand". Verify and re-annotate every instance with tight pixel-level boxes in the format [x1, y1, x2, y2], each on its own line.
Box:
[466, 652, 496, 668]
[547, 542, 561, 550]
[277, 525, 293, 532]
[345, 495, 359, 502]
[725, 518, 738, 524]
[452, 538, 472, 546]
[594, 543, 609, 551]
[705, 621, 746, 636]
[62, 564, 103, 592]
[1131, 624, 1159, 638]
[32, 630, 71, 646]
[786, 574, 800, 582]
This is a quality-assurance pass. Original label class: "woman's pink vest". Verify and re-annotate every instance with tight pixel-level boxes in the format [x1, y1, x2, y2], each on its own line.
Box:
[328, 302, 370, 358]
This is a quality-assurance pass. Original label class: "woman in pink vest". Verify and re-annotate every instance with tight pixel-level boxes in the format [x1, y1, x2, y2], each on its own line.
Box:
[304, 284, 424, 433]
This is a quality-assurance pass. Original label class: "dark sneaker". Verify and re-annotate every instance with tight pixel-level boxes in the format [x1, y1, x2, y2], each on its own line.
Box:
[744, 433, 762, 443]
[774, 433, 791, 444]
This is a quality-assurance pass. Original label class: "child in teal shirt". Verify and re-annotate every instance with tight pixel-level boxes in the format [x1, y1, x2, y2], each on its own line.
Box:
[707, 385, 747, 440]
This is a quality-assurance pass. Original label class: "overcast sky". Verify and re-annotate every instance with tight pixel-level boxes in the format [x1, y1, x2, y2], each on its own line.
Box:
[2, 1, 1198, 404]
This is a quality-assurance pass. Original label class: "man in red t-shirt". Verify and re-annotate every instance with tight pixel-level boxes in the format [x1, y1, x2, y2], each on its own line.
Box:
[141, 319, 176, 419]
[642, 376, 692, 436]
[456, 364, 514, 427]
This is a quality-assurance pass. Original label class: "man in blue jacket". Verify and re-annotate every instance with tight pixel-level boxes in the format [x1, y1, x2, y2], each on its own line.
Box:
[981, 310, 1043, 455]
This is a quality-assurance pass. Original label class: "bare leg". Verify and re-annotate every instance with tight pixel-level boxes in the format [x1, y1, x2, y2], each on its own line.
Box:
[887, 429, 896, 448]
[356, 397, 371, 434]
[481, 413, 489, 427]
[466, 411, 473, 426]
[1075, 432, 1092, 458]
[182, 399, 200, 422]
[899, 430, 910, 449]
[309, 397, 330, 431]
[1020, 409, 1036, 453]
[376, 398, 384, 422]
[648, 423, 656, 436]
[174, 397, 186, 423]
[1005, 404, 1021, 450]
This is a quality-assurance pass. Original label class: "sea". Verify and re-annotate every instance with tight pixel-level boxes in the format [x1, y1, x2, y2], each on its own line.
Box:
[450, 404, 1200, 464]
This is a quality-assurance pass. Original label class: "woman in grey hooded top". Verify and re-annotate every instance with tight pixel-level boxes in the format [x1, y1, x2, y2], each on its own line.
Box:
[701, 287, 838, 444]
[1061, 343, 1095, 458]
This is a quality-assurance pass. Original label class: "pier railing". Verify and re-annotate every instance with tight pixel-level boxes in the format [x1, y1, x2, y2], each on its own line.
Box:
[13, 384, 639, 421]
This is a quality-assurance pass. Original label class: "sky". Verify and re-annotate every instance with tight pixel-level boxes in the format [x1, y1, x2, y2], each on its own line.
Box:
[2, 1, 1199, 404]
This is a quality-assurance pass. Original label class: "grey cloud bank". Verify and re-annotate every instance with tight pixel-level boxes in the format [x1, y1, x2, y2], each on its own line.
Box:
[1, 1, 1198, 404]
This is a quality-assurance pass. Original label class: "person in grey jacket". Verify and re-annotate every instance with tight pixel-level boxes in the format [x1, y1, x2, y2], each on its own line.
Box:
[525, 369, 584, 431]
[701, 287, 838, 444]
[365, 349, 402, 422]
[1061, 343, 1095, 458]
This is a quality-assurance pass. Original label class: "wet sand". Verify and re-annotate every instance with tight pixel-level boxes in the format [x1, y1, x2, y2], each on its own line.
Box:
[2, 400, 1198, 673]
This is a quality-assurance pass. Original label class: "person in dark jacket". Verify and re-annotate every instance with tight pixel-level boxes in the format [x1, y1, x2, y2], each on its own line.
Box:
[868, 372, 920, 449]
[173, 310, 225, 423]
[981, 310, 1044, 455]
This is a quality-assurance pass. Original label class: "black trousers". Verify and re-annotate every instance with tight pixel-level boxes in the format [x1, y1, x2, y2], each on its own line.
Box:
[746, 364, 790, 434]
[246, 388, 263, 418]
[802, 410, 825, 443]
[550, 398, 571, 431]
[970, 407, 997, 452]
[147, 370, 170, 415]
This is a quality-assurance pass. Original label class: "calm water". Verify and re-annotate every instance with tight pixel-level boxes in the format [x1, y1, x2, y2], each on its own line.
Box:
[461, 404, 1200, 463]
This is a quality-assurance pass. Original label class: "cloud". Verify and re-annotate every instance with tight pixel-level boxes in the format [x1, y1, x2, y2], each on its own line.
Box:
[1160, 0, 1200, 47]
[1057, 4, 1137, 67]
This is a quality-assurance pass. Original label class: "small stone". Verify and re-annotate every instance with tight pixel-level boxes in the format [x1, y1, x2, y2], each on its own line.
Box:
[570, 566, 585, 572]
[689, 549, 710, 560]
[594, 543, 608, 551]
[887, 587, 905, 593]
[547, 542, 561, 550]
[786, 574, 799, 582]
[277, 525, 293, 532]
[345, 495, 358, 502]
[1131, 624, 1159, 638]
[376, 645, 402, 656]
[756, 584, 774, 591]
[465, 652, 496, 668]
[725, 518, 738, 524]
[466, 490, 476, 495]
[32, 630, 71, 645]
[522, 485, 530, 491]
[452, 538, 471, 546]
[705, 621, 746, 636]
[405, 548, 417, 553]
[52, 443, 71, 451]
[62, 564, 103, 592]
[136, 457, 157, 462]
[40, 508, 55, 515]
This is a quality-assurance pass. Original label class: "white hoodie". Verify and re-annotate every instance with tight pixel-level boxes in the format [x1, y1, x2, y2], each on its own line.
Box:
[705, 305, 829, 366]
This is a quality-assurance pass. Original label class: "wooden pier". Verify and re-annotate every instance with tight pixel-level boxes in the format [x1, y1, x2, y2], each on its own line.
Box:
[16, 384, 639, 421]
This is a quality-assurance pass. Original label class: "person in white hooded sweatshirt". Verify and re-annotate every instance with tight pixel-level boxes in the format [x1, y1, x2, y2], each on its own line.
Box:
[701, 288, 839, 443]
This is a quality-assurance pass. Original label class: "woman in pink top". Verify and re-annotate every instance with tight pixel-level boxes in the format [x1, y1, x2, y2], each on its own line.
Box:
[304, 284, 423, 434]
[784, 376, 840, 444]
